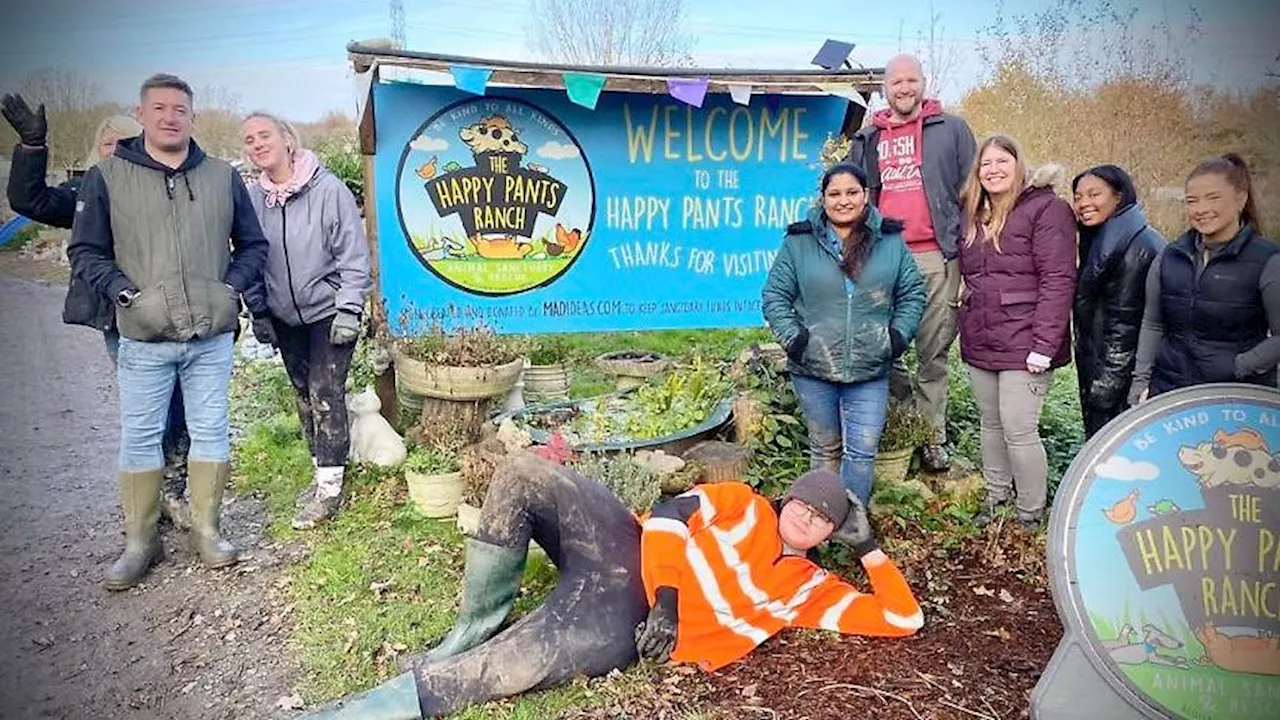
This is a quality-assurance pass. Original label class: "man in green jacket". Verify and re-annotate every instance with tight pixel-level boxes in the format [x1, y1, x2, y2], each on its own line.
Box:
[67, 74, 269, 590]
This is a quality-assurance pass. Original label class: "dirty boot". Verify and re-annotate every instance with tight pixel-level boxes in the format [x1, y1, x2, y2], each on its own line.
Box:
[294, 465, 342, 529]
[105, 469, 165, 591]
[187, 460, 239, 568]
[300, 671, 421, 719]
[973, 497, 1011, 529]
[402, 538, 528, 669]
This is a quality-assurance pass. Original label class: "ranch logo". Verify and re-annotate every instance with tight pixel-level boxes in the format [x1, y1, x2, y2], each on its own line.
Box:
[396, 96, 596, 296]
[1071, 398, 1280, 719]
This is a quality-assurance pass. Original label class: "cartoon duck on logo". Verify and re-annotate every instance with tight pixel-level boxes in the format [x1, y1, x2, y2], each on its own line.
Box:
[1103, 489, 1140, 525]
[415, 155, 438, 180]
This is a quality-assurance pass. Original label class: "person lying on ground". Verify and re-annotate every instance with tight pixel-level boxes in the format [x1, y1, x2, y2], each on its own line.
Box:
[300, 455, 923, 719]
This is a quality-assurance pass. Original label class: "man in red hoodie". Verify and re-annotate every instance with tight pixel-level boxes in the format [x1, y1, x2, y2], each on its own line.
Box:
[848, 54, 976, 472]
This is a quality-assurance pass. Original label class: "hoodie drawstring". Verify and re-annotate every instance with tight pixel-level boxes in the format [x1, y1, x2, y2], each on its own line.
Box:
[162, 172, 195, 201]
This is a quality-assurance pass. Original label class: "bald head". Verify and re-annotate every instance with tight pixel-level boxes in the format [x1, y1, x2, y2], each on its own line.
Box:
[884, 54, 925, 120]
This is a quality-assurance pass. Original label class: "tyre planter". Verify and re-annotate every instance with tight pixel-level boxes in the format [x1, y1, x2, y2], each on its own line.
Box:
[406, 469, 464, 518]
[594, 351, 669, 390]
[524, 363, 571, 401]
[873, 447, 915, 486]
[393, 347, 523, 400]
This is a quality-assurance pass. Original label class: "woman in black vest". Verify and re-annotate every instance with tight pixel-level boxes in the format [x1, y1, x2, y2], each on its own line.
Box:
[1072, 165, 1164, 437]
[1129, 154, 1280, 403]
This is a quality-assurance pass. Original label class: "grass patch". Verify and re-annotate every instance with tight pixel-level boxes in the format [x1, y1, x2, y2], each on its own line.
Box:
[229, 361, 660, 716]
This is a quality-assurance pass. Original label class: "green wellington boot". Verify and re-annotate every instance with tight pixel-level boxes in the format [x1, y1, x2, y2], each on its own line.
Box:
[402, 538, 528, 670]
[187, 460, 239, 568]
[300, 671, 421, 719]
[105, 469, 165, 591]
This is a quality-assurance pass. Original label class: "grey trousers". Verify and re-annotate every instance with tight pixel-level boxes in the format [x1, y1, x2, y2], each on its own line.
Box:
[966, 365, 1053, 518]
[890, 251, 960, 443]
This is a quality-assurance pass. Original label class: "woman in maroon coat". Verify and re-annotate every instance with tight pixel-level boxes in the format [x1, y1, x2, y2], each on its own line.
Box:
[956, 135, 1077, 530]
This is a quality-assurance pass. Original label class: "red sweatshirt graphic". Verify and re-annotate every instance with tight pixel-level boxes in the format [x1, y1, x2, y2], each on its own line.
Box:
[872, 99, 942, 253]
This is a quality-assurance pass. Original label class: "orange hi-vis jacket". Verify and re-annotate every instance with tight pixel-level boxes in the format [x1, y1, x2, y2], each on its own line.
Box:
[640, 481, 924, 672]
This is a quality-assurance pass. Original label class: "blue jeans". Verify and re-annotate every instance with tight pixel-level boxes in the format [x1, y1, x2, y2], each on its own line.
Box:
[117, 333, 233, 471]
[790, 374, 891, 506]
[105, 330, 187, 457]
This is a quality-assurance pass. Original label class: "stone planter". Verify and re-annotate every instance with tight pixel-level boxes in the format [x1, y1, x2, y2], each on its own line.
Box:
[524, 363, 571, 401]
[406, 469, 464, 519]
[594, 351, 669, 390]
[393, 347, 523, 400]
[873, 447, 915, 486]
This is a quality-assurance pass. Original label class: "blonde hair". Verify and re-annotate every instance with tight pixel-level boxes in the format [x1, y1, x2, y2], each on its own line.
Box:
[83, 114, 142, 168]
[961, 135, 1029, 253]
[242, 110, 304, 159]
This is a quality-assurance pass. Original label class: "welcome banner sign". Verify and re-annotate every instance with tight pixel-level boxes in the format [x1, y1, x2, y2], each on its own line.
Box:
[372, 81, 848, 334]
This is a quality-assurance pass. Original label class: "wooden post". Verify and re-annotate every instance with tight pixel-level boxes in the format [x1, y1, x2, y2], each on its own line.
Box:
[356, 71, 399, 427]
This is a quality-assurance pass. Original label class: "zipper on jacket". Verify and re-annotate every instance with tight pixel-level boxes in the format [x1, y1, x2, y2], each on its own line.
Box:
[280, 202, 306, 324]
[169, 173, 193, 334]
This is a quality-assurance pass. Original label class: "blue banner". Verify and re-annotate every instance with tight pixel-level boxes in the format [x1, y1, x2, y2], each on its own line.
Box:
[373, 81, 848, 334]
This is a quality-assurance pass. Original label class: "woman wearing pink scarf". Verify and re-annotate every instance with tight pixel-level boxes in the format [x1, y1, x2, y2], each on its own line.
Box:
[242, 112, 370, 529]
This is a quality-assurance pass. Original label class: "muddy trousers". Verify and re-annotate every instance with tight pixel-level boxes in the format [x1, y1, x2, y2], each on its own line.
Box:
[412, 455, 649, 717]
[272, 315, 356, 466]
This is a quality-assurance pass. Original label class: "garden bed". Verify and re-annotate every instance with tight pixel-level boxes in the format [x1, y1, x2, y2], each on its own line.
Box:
[568, 523, 1061, 720]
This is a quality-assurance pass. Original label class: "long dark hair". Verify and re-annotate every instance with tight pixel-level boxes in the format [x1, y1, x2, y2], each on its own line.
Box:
[1072, 164, 1139, 216]
[1187, 153, 1261, 235]
[821, 162, 903, 278]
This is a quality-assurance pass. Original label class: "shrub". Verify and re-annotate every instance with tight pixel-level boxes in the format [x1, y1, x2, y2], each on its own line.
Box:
[878, 403, 933, 453]
[528, 335, 572, 365]
[570, 452, 662, 513]
[404, 446, 460, 475]
[393, 315, 523, 367]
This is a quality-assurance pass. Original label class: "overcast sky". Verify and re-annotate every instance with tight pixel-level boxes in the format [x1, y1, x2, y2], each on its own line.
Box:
[0, 0, 1275, 121]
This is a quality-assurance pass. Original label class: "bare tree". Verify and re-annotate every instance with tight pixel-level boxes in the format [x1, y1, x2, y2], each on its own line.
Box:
[0, 69, 125, 170]
[912, 2, 962, 98]
[528, 0, 693, 66]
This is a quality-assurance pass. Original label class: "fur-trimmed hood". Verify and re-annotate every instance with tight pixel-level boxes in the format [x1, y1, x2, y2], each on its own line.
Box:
[1027, 163, 1065, 190]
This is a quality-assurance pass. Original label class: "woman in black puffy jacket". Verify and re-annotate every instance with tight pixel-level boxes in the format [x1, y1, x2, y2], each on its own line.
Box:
[1071, 165, 1164, 437]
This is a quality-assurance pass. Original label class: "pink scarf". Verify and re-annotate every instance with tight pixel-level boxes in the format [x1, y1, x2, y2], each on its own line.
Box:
[259, 148, 320, 208]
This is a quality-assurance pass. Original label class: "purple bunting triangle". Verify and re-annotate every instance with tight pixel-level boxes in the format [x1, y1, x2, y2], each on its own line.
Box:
[667, 77, 710, 108]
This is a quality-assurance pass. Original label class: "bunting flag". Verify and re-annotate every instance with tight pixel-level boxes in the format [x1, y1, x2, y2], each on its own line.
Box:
[563, 71, 607, 109]
[728, 83, 753, 106]
[450, 66, 492, 96]
[666, 76, 710, 108]
[815, 83, 868, 107]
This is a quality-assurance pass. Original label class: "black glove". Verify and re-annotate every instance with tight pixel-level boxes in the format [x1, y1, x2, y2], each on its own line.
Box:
[889, 328, 906, 359]
[634, 586, 679, 663]
[251, 315, 278, 347]
[785, 327, 810, 362]
[829, 490, 879, 557]
[2, 94, 47, 147]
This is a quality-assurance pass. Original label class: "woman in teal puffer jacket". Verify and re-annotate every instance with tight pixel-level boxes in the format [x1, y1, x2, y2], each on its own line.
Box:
[762, 162, 926, 505]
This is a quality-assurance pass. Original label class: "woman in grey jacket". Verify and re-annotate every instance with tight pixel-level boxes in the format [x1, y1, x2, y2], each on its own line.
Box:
[242, 112, 371, 529]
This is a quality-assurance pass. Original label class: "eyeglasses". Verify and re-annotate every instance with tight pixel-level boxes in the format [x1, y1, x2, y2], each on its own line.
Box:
[787, 501, 835, 530]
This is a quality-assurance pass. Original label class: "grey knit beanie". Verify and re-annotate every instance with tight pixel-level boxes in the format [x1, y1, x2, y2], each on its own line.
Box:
[782, 468, 850, 526]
